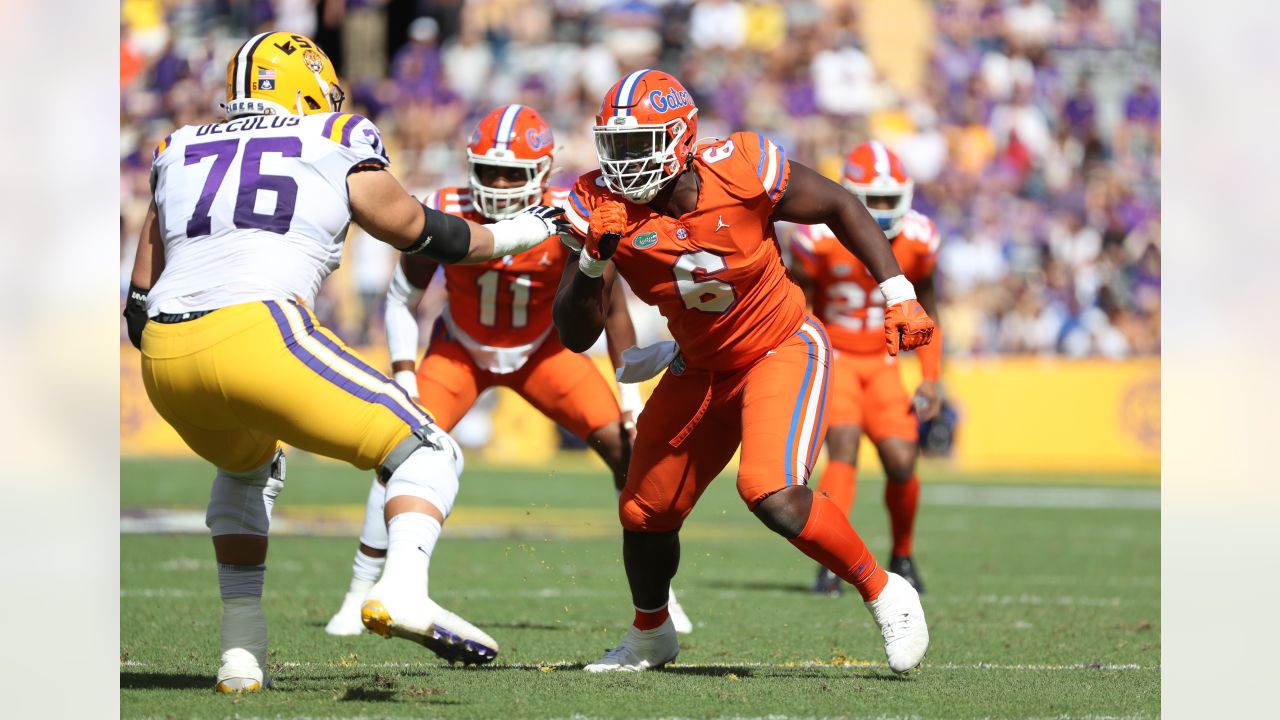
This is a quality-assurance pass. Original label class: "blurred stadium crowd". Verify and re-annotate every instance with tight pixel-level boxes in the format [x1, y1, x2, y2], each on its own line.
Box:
[121, 0, 1159, 358]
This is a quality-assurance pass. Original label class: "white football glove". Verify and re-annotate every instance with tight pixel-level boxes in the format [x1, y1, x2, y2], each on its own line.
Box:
[488, 205, 571, 257]
[615, 341, 679, 383]
[393, 370, 419, 400]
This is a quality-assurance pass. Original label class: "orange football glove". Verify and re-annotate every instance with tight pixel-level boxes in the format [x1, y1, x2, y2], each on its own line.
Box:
[587, 200, 627, 258]
[579, 200, 626, 277]
[885, 299, 935, 356]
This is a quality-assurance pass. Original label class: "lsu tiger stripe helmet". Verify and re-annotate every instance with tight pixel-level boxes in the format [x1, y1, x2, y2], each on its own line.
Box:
[843, 141, 914, 239]
[466, 105, 556, 221]
[225, 31, 345, 118]
[592, 70, 698, 203]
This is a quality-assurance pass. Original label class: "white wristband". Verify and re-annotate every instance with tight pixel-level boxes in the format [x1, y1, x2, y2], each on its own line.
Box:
[617, 382, 644, 418]
[394, 370, 419, 399]
[878, 274, 917, 307]
[578, 250, 609, 278]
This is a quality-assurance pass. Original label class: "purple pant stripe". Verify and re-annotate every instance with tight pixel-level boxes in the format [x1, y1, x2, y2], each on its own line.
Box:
[291, 302, 432, 424]
[264, 301, 423, 429]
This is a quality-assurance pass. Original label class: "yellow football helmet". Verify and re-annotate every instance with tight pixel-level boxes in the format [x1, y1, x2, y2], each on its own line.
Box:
[224, 31, 345, 118]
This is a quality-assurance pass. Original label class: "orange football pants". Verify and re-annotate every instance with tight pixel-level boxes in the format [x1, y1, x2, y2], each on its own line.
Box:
[414, 325, 621, 438]
[620, 317, 831, 532]
[825, 349, 917, 441]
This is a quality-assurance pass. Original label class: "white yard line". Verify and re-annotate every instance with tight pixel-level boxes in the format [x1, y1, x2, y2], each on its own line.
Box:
[121, 484, 1158, 536]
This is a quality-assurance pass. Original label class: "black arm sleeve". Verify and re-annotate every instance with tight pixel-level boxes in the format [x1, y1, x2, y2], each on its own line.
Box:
[402, 205, 471, 264]
[124, 283, 149, 350]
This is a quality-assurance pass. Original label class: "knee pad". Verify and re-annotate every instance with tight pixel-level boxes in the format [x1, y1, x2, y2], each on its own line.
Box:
[619, 492, 683, 533]
[206, 448, 285, 537]
[383, 426, 463, 519]
[378, 424, 463, 481]
[359, 476, 389, 550]
[736, 467, 782, 512]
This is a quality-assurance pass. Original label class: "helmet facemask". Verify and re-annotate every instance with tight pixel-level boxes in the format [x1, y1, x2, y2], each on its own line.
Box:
[300, 72, 345, 115]
[467, 153, 552, 221]
[846, 179, 914, 239]
[593, 116, 692, 204]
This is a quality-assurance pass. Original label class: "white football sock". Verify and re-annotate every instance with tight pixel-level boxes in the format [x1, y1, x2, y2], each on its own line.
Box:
[218, 564, 267, 669]
[381, 512, 441, 594]
[349, 549, 385, 592]
[358, 477, 389, 550]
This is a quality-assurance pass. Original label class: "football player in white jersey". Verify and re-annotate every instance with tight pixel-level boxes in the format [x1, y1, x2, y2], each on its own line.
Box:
[123, 31, 568, 692]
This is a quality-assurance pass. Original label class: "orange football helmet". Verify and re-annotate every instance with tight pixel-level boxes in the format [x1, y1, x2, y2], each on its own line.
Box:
[466, 104, 556, 220]
[592, 70, 699, 203]
[843, 141, 914, 239]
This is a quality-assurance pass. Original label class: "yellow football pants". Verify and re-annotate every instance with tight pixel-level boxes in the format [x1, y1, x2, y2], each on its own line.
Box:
[140, 300, 433, 473]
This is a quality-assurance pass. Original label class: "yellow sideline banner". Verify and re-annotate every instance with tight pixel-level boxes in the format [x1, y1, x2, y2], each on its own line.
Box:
[121, 346, 1158, 474]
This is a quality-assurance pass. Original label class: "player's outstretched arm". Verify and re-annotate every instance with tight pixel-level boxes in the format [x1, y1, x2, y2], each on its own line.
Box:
[384, 254, 436, 398]
[123, 201, 165, 349]
[773, 161, 935, 354]
[348, 168, 566, 263]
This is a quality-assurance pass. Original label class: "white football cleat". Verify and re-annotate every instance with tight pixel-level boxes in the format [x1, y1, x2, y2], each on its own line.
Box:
[584, 617, 679, 672]
[360, 583, 498, 665]
[215, 648, 269, 693]
[325, 588, 370, 636]
[667, 587, 693, 634]
[865, 572, 930, 673]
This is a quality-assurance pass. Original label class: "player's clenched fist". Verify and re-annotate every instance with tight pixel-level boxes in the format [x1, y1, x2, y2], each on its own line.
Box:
[885, 299, 935, 356]
[579, 200, 626, 277]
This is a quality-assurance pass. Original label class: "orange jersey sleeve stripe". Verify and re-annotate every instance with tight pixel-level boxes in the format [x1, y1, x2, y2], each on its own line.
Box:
[753, 134, 788, 201]
[565, 189, 591, 235]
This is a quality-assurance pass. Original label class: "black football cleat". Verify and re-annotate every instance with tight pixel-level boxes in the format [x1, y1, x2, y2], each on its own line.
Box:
[888, 555, 926, 595]
[812, 565, 844, 597]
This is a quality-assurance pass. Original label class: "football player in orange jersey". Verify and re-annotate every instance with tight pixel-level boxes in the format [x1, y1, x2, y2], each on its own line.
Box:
[325, 104, 693, 635]
[789, 141, 943, 596]
[553, 70, 936, 673]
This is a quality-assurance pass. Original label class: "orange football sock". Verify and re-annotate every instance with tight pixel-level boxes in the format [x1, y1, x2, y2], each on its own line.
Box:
[816, 461, 857, 516]
[885, 474, 920, 557]
[788, 493, 888, 601]
[633, 605, 670, 631]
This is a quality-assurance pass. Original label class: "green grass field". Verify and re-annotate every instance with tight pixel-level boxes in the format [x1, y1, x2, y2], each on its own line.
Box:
[121, 456, 1159, 719]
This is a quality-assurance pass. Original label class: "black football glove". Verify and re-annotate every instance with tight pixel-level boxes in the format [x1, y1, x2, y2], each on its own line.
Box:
[123, 283, 149, 350]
